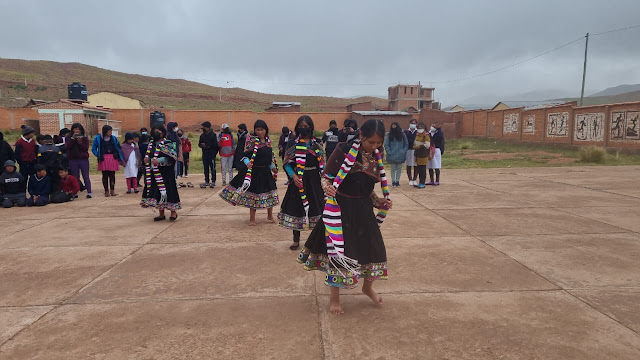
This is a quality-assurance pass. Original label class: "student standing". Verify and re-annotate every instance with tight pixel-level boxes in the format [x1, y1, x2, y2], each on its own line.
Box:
[384, 122, 409, 187]
[233, 123, 248, 169]
[298, 119, 392, 315]
[218, 124, 236, 186]
[404, 118, 418, 186]
[122, 132, 141, 194]
[0, 160, 26, 208]
[412, 123, 431, 189]
[198, 121, 218, 188]
[166, 122, 182, 179]
[338, 118, 359, 143]
[14, 126, 37, 182]
[278, 115, 325, 250]
[141, 124, 181, 221]
[92, 125, 124, 197]
[427, 123, 445, 186]
[137, 127, 150, 186]
[322, 120, 340, 159]
[278, 126, 293, 161]
[66, 123, 92, 198]
[0, 131, 15, 177]
[177, 129, 191, 178]
[219, 120, 279, 226]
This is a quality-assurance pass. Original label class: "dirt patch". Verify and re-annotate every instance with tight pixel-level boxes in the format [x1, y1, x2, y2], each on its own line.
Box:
[463, 153, 519, 161]
[547, 158, 577, 164]
[462, 151, 575, 163]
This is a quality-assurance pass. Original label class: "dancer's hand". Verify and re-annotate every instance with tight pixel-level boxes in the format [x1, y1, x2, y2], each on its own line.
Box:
[151, 158, 159, 166]
[324, 184, 337, 198]
[378, 198, 392, 209]
[292, 174, 303, 188]
[247, 162, 253, 170]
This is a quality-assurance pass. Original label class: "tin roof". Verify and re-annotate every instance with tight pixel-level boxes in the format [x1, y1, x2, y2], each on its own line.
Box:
[353, 111, 411, 116]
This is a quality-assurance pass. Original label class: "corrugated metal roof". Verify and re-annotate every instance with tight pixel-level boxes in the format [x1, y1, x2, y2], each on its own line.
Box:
[272, 102, 301, 106]
[353, 111, 410, 116]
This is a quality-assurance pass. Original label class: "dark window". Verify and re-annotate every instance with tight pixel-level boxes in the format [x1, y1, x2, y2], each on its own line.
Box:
[411, 87, 413, 95]
[404, 87, 407, 95]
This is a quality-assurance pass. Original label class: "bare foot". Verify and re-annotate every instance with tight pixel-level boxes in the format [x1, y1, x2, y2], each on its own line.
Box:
[362, 286, 384, 306]
[329, 301, 345, 315]
[267, 216, 275, 223]
[249, 221, 257, 226]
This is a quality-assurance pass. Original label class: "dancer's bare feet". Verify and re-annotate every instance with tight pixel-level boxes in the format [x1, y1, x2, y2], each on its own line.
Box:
[267, 208, 275, 223]
[329, 287, 344, 315]
[267, 216, 275, 223]
[249, 221, 257, 226]
[362, 282, 383, 306]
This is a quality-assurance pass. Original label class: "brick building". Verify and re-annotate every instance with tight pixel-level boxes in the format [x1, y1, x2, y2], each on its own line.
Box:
[265, 101, 301, 112]
[33, 99, 113, 136]
[388, 84, 435, 112]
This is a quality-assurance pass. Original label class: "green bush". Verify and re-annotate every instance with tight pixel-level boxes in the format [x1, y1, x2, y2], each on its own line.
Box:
[459, 141, 473, 150]
[34, 86, 48, 91]
[8, 84, 27, 91]
[578, 146, 606, 163]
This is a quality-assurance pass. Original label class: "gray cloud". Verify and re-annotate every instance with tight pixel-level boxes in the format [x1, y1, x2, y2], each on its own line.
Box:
[1, 0, 639, 105]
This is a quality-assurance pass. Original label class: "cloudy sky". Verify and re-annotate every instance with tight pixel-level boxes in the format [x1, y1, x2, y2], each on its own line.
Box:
[1, 0, 639, 105]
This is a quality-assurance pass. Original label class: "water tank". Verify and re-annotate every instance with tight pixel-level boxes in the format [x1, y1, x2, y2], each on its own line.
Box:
[67, 82, 87, 101]
[150, 111, 166, 128]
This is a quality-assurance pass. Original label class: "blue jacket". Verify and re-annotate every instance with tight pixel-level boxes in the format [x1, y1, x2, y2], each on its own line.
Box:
[28, 175, 51, 197]
[92, 135, 123, 162]
[384, 132, 409, 163]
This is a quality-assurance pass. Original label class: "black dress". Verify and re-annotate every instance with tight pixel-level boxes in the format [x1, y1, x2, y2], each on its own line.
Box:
[278, 141, 325, 231]
[298, 143, 388, 289]
[219, 138, 279, 209]
[140, 139, 181, 211]
[233, 131, 248, 169]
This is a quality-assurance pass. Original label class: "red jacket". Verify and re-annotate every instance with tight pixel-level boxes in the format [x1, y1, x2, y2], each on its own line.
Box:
[15, 136, 37, 163]
[182, 138, 192, 153]
[59, 175, 80, 194]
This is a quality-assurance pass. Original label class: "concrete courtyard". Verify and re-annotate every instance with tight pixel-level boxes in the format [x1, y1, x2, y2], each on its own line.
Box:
[1, 166, 640, 359]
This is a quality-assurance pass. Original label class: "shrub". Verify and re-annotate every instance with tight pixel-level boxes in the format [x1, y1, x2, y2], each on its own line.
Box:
[34, 86, 48, 91]
[459, 141, 473, 150]
[578, 146, 606, 163]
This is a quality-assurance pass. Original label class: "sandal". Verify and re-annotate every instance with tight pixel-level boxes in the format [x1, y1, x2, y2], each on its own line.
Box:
[178, 182, 186, 188]
[289, 242, 300, 250]
[154, 216, 166, 221]
[186, 182, 194, 188]
[104, 192, 110, 197]
[169, 214, 179, 221]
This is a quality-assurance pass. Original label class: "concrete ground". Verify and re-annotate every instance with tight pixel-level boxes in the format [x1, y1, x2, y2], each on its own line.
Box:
[1, 166, 640, 359]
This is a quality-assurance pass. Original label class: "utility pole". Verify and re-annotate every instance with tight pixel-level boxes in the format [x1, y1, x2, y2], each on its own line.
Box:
[580, 33, 589, 106]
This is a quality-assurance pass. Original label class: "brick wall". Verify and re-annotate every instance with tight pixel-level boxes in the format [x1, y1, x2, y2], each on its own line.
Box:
[458, 100, 640, 150]
[97, 120, 122, 138]
[0, 107, 39, 129]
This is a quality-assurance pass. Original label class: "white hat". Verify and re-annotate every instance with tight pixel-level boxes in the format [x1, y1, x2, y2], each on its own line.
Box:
[221, 123, 229, 129]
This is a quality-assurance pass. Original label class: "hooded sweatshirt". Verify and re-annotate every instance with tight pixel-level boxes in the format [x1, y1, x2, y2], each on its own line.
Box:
[0, 168, 26, 194]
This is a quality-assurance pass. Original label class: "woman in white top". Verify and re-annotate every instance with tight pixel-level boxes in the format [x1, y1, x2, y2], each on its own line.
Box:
[122, 132, 141, 194]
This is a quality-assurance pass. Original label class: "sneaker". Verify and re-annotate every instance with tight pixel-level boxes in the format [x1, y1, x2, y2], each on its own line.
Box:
[87, 193, 92, 199]
[184, 175, 189, 178]
[200, 183, 210, 188]
[418, 183, 426, 189]
[410, 180, 416, 186]
[434, 182, 440, 186]
[177, 175, 182, 179]
[222, 181, 227, 186]
[210, 182, 216, 188]
[126, 190, 132, 194]
[426, 181, 435, 185]
[134, 189, 140, 193]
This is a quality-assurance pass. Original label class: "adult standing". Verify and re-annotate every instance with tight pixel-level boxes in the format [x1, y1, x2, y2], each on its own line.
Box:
[166, 122, 182, 179]
[278, 126, 294, 161]
[66, 123, 92, 198]
[92, 125, 123, 197]
[141, 124, 181, 221]
[14, 126, 37, 182]
[384, 122, 409, 187]
[338, 118, 359, 143]
[218, 123, 236, 186]
[278, 115, 325, 250]
[404, 118, 418, 186]
[427, 122, 445, 186]
[233, 123, 248, 169]
[322, 120, 340, 159]
[198, 121, 218, 188]
[137, 127, 150, 186]
[0, 131, 15, 177]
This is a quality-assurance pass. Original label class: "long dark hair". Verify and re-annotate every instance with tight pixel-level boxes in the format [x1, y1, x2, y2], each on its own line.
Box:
[238, 123, 247, 133]
[151, 124, 168, 138]
[253, 120, 269, 140]
[295, 115, 314, 137]
[389, 121, 403, 142]
[360, 119, 385, 140]
[101, 125, 112, 137]
[71, 123, 85, 136]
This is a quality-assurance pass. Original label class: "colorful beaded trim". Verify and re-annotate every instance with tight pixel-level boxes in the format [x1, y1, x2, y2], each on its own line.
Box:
[219, 186, 279, 209]
[140, 197, 182, 211]
[277, 213, 322, 231]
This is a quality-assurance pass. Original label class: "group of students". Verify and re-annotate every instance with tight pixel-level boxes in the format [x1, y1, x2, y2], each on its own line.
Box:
[0, 126, 83, 208]
[386, 118, 445, 189]
[218, 116, 393, 314]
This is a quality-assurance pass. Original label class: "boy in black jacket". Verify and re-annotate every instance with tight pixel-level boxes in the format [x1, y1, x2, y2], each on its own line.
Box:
[37, 135, 63, 193]
[198, 121, 219, 188]
[1, 160, 27, 208]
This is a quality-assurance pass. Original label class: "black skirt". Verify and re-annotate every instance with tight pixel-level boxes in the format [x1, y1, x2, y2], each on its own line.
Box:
[278, 155, 325, 231]
[219, 146, 279, 209]
[140, 165, 181, 211]
[298, 172, 388, 289]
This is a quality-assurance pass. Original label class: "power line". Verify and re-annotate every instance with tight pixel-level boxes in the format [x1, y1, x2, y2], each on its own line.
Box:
[592, 23, 640, 36]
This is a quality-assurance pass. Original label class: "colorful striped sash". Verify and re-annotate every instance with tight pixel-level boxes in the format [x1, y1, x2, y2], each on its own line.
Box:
[294, 136, 324, 228]
[322, 140, 390, 275]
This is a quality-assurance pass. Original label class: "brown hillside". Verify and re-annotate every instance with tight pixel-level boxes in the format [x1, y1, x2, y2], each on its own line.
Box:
[0, 58, 387, 112]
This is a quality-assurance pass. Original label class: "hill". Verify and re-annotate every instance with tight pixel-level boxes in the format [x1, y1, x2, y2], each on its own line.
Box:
[558, 89, 640, 106]
[589, 84, 640, 97]
[0, 58, 387, 112]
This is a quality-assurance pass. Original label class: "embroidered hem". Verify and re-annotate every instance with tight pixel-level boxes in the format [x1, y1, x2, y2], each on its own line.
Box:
[277, 213, 322, 231]
[140, 197, 182, 211]
[219, 186, 279, 209]
[297, 246, 388, 289]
